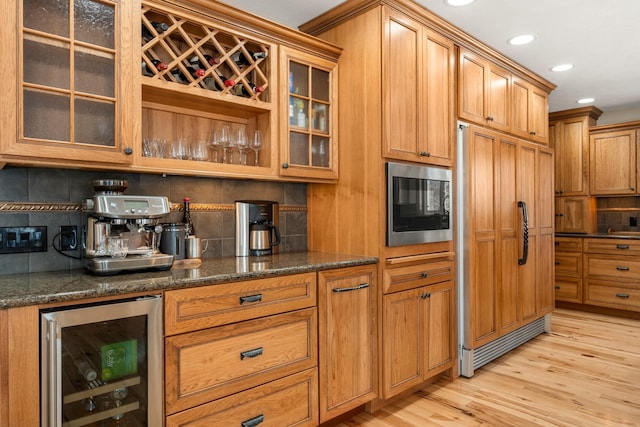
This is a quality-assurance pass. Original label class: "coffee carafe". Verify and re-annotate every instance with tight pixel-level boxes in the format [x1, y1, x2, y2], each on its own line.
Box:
[235, 200, 280, 256]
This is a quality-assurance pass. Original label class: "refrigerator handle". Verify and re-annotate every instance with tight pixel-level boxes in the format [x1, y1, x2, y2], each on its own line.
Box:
[518, 201, 529, 265]
[45, 317, 61, 427]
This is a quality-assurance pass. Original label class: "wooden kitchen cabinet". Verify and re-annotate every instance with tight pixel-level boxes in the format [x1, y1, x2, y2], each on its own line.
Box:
[0, 306, 40, 427]
[589, 126, 640, 195]
[554, 196, 597, 233]
[458, 48, 510, 133]
[511, 76, 549, 144]
[583, 237, 640, 312]
[164, 273, 318, 421]
[554, 237, 583, 303]
[279, 46, 339, 180]
[382, 9, 455, 167]
[317, 265, 377, 423]
[549, 107, 602, 196]
[0, 0, 138, 166]
[381, 276, 454, 399]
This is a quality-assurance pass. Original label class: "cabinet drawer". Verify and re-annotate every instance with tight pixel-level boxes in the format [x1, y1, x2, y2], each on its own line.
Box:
[554, 237, 583, 252]
[166, 368, 319, 427]
[164, 272, 316, 335]
[583, 238, 640, 255]
[585, 280, 640, 311]
[584, 254, 640, 280]
[554, 252, 582, 277]
[165, 308, 318, 414]
[554, 276, 582, 303]
[383, 260, 453, 294]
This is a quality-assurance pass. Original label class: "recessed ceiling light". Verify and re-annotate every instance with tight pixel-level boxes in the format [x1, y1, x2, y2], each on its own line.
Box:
[551, 64, 574, 72]
[508, 34, 535, 46]
[577, 98, 595, 104]
[445, 0, 475, 6]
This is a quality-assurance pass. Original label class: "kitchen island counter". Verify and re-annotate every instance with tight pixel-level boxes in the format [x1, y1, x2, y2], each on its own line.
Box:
[0, 252, 377, 308]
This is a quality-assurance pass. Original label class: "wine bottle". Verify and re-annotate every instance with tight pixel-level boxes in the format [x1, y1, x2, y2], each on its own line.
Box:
[141, 21, 168, 42]
[231, 50, 267, 68]
[141, 59, 168, 76]
[183, 197, 194, 236]
[233, 82, 264, 97]
[170, 67, 188, 84]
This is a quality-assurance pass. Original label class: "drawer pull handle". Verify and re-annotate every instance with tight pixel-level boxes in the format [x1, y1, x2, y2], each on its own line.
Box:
[421, 292, 431, 299]
[555, 286, 561, 290]
[616, 293, 630, 299]
[240, 347, 263, 360]
[421, 272, 428, 278]
[240, 294, 263, 305]
[616, 266, 630, 271]
[616, 245, 630, 250]
[555, 261, 560, 265]
[333, 283, 370, 293]
[241, 414, 265, 427]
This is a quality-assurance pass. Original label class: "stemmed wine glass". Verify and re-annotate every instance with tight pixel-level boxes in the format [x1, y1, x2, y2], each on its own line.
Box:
[209, 130, 221, 163]
[217, 125, 233, 164]
[236, 128, 248, 165]
[250, 130, 263, 166]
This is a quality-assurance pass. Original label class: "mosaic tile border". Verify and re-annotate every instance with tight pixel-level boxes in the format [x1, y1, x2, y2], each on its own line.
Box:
[0, 202, 306, 213]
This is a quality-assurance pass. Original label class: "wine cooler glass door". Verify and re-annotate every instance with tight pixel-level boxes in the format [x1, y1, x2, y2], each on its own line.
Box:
[40, 295, 163, 427]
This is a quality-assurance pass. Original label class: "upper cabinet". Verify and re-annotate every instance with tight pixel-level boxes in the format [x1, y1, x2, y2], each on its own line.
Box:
[590, 124, 640, 195]
[0, 0, 342, 182]
[549, 106, 602, 196]
[383, 10, 455, 167]
[458, 47, 553, 145]
[0, 0, 138, 166]
[279, 46, 338, 180]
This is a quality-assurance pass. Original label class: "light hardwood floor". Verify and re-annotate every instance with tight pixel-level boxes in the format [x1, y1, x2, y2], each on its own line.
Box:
[337, 309, 640, 426]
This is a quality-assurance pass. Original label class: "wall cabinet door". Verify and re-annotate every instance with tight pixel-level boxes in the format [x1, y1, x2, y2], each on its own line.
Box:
[554, 196, 597, 233]
[458, 49, 510, 133]
[590, 129, 638, 195]
[512, 77, 548, 144]
[280, 46, 338, 180]
[318, 266, 377, 422]
[551, 115, 591, 196]
[382, 9, 454, 167]
[0, 0, 137, 166]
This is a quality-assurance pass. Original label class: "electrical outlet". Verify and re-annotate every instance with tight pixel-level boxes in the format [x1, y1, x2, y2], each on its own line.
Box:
[631, 217, 638, 227]
[60, 225, 78, 251]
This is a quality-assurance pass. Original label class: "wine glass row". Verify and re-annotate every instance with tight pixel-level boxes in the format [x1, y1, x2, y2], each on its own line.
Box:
[142, 126, 263, 166]
[141, 6, 271, 102]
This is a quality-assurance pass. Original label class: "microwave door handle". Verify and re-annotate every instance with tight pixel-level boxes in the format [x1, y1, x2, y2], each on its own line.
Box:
[518, 201, 528, 265]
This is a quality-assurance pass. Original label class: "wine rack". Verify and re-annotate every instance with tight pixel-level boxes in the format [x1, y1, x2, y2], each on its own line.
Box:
[141, 2, 271, 104]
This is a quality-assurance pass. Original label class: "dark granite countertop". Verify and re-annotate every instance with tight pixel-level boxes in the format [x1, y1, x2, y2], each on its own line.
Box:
[0, 252, 377, 309]
[556, 232, 640, 239]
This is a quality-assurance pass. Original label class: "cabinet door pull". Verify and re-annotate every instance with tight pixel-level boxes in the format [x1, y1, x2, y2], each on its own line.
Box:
[239, 294, 263, 305]
[240, 347, 264, 360]
[518, 201, 529, 265]
[333, 283, 370, 293]
[241, 414, 265, 427]
[419, 151, 430, 157]
[421, 292, 431, 299]
[616, 293, 630, 299]
[421, 272, 428, 278]
[555, 286, 561, 290]
[616, 266, 630, 271]
[616, 244, 630, 250]
[555, 261, 560, 265]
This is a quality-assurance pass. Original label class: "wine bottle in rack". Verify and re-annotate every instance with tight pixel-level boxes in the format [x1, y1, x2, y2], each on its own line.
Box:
[142, 59, 168, 77]
[170, 67, 188, 84]
[233, 82, 265, 97]
[183, 198, 194, 236]
[141, 21, 169, 42]
[231, 50, 267, 68]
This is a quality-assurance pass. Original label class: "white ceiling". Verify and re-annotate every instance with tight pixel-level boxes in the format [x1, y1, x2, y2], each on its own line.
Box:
[218, 0, 640, 117]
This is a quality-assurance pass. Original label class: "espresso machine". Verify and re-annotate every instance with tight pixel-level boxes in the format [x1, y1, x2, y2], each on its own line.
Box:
[235, 200, 280, 256]
[82, 180, 174, 274]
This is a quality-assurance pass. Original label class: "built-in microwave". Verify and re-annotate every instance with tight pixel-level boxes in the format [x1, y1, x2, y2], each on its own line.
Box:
[386, 161, 452, 247]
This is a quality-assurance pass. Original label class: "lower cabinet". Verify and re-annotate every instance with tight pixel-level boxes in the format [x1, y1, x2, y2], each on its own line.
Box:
[554, 237, 583, 303]
[317, 265, 377, 422]
[381, 261, 455, 399]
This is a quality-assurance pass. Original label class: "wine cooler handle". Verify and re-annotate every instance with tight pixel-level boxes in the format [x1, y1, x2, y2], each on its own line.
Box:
[46, 318, 61, 427]
[518, 201, 529, 265]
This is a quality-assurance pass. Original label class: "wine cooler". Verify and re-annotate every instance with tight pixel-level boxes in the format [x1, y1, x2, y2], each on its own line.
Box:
[41, 296, 163, 427]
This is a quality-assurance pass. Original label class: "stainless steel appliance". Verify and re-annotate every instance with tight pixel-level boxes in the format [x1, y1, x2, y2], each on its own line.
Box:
[386, 161, 452, 247]
[41, 295, 163, 426]
[82, 180, 174, 274]
[235, 200, 280, 256]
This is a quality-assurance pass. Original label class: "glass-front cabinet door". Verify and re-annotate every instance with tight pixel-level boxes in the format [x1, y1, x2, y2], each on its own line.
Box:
[0, 0, 137, 165]
[280, 46, 338, 180]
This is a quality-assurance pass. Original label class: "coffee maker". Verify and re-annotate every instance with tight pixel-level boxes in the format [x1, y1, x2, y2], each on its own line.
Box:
[82, 180, 174, 274]
[235, 200, 280, 256]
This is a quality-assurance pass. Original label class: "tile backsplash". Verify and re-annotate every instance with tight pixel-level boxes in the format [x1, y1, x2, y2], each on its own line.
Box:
[597, 196, 640, 233]
[0, 167, 307, 275]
